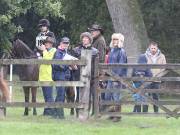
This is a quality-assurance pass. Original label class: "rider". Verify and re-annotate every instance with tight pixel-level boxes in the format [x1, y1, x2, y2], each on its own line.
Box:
[36, 19, 56, 58]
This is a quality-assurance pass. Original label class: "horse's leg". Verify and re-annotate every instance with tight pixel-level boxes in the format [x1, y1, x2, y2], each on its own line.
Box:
[66, 87, 75, 115]
[31, 87, 37, 115]
[23, 87, 30, 116]
[0, 78, 10, 102]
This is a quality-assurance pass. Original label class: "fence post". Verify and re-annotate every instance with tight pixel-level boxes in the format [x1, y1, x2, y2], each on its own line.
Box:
[94, 56, 100, 118]
[78, 50, 92, 121]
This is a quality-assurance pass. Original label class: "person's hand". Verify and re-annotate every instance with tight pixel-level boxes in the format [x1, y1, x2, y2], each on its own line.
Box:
[69, 65, 78, 70]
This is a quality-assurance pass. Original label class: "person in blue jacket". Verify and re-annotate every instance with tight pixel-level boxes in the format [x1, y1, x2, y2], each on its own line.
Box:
[132, 54, 152, 112]
[105, 33, 127, 122]
[52, 37, 71, 119]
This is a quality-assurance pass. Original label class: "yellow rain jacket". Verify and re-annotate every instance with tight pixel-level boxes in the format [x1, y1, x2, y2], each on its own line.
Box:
[39, 48, 56, 81]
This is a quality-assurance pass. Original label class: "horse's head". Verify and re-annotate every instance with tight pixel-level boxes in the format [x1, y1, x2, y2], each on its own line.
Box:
[11, 39, 35, 59]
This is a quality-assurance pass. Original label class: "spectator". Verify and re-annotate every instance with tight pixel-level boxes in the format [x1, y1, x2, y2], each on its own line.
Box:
[39, 37, 56, 116]
[105, 33, 127, 122]
[71, 32, 99, 118]
[52, 37, 71, 119]
[88, 24, 106, 63]
[144, 41, 166, 112]
[132, 54, 152, 112]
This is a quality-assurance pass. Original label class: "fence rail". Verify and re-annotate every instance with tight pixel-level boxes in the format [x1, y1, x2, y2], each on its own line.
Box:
[0, 59, 86, 65]
[7, 81, 85, 87]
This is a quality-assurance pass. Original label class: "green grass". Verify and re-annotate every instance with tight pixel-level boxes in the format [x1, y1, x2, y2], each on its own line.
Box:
[1, 75, 180, 135]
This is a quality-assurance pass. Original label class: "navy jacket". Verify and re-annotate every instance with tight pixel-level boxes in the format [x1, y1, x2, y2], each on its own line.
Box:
[108, 48, 127, 77]
[132, 54, 152, 87]
[52, 49, 70, 81]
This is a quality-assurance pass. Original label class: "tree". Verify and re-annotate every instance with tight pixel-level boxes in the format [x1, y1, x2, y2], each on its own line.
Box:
[106, 0, 149, 62]
[138, 0, 180, 62]
[61, 0, 114, 45]
[0, 0, 63, 51]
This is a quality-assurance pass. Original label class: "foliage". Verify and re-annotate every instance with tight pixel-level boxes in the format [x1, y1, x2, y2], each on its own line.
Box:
[1, 0, 180, 62]
[138, 0, 180, 62]
[61, 0, 114, 45]
[0, 0, 63, 51]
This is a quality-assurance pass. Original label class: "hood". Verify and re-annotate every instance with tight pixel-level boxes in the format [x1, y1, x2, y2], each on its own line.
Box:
[109, 33, 124, 48]
[145, 47, 161, 58]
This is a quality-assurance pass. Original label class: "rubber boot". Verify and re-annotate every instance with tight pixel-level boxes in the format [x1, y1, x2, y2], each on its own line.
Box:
[56, 108, 65, 119]
[143, 105, 148, 112]
[52, 108, 64, 119]
[112, 105, 121, 122]
[133, 105, 141, 112]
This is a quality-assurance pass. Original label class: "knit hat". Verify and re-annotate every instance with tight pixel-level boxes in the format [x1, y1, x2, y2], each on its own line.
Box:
[80, 32, 93, 44]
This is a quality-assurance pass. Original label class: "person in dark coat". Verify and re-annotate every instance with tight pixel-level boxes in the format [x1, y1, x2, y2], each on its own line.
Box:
[71, 32, 99, 118]
[88, 24, 106, 63]
[132, 54, 152, 113]
[52, 37, 71, 119]
[105, 33, 127, 122]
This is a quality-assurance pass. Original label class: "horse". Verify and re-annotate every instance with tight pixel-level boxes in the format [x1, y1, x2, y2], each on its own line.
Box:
[0, 52, 10, 102]
[11, 39, 39, 116]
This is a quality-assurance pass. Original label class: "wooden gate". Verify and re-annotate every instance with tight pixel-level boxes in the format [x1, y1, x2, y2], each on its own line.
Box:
[94, 62, 180, 118]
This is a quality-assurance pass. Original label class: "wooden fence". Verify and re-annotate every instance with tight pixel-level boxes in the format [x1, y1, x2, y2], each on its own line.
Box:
[94, 62, 180, 118]
[0, 50, 92, 120]
[1, 50, 180, 119]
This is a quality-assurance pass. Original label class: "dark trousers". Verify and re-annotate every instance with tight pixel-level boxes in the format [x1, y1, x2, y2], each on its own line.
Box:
[42, 86, 54, 116]
[133, 105, 148, 112]
[146, 82, 160, 112]
[55, 86, 65, 102]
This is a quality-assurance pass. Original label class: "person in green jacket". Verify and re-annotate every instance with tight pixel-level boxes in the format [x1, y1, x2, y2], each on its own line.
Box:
[39, 37, 56, 116]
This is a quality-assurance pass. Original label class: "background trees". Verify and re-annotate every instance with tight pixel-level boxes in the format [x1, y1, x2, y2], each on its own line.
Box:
[0, 0, 180, 62]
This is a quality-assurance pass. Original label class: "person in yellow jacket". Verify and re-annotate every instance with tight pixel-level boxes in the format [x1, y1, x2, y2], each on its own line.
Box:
[39, 36, 56, 116]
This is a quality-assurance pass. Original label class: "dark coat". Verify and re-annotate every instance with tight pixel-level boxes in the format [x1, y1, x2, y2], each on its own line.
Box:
[71, 45, 99, 80]
[132, 54, 152, 87]
[92, 35, 106, 63]
[52, 49, 70, 81]
[108, 47, 127, 77]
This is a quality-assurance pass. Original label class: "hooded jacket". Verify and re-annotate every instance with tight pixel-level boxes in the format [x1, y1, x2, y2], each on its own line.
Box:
[145, 48, 166, 77]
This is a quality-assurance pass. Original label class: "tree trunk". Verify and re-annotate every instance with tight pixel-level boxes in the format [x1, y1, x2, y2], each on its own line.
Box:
[106, 0, 149, 62]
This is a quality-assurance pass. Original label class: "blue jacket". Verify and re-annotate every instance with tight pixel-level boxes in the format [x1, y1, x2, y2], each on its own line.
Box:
[108, 48, 127, 77]
[132, 54, 152, 102]
[132, 54, 152, 81]
[52, 49, 70, 81]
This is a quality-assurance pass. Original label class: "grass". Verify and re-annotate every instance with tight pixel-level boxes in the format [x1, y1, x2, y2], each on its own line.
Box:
[0, 75, 180, 135]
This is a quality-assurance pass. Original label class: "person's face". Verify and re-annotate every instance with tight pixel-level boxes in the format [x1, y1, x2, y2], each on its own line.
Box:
[82, 36, 90, 46]
[90, 30, 100, 38]
[39, 26, 48, 32]
[58, 42, 69, 50]
[149, 44, 158, 55]
[112, 38, 119, 47]
[44, 42, 52, 49]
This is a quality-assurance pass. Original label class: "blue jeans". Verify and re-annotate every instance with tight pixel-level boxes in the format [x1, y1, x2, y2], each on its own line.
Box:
[105, 81, 122, 102]
[42, 86, 54, 115]
[55, 87, 65, 102]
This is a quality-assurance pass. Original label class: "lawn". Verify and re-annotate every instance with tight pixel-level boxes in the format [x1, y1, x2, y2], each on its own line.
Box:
[0, 76, 180, 135]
